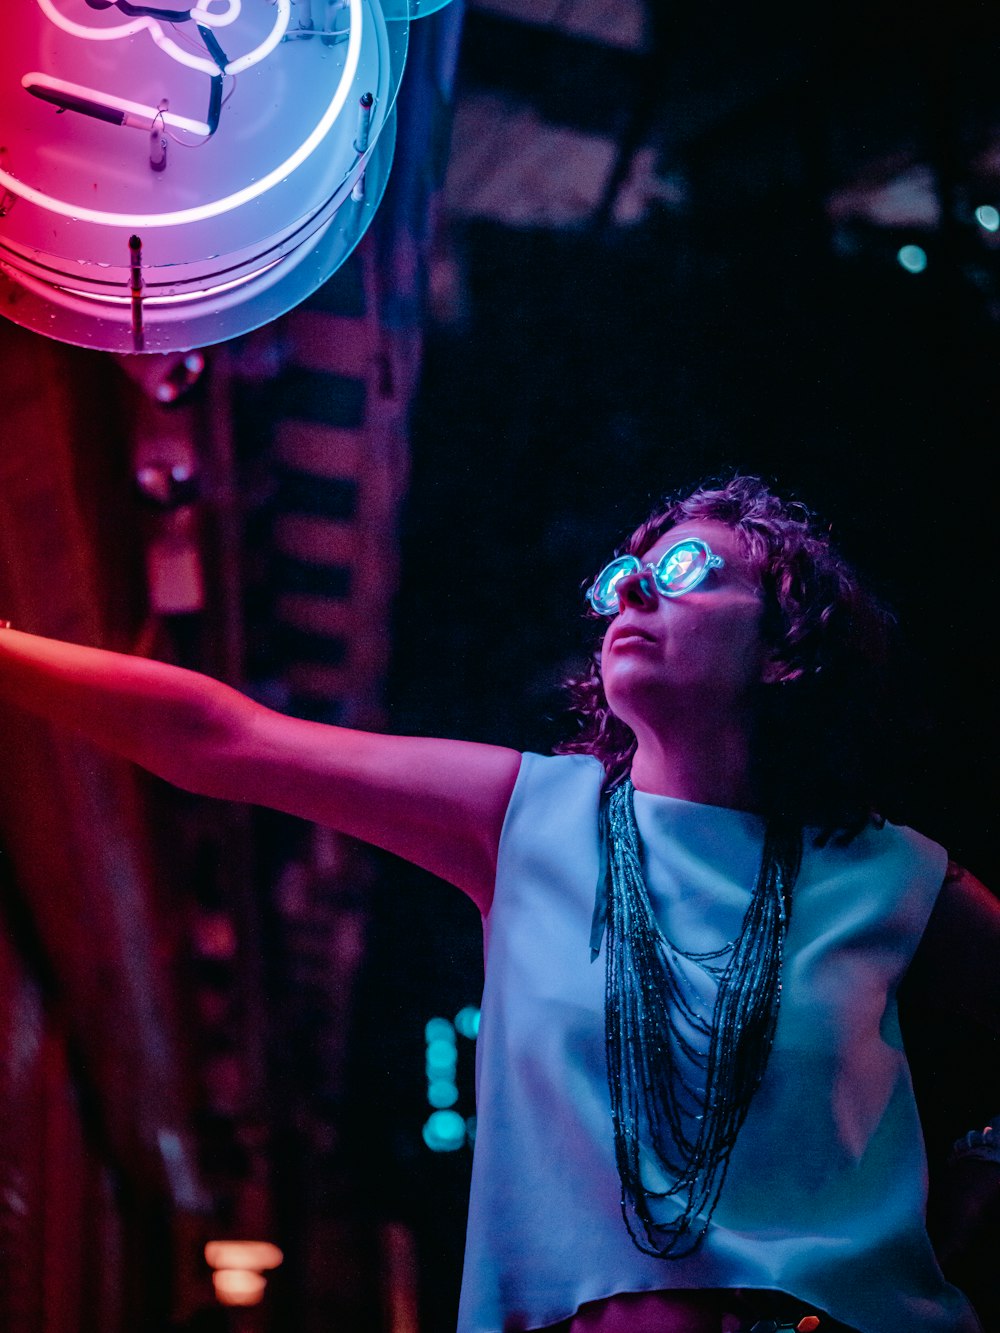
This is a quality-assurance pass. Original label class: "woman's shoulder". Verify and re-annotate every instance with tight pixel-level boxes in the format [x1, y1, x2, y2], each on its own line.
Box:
[512, 749, 605, 795]
[498, 751, 605, 848]
[821, 815, 948, 876]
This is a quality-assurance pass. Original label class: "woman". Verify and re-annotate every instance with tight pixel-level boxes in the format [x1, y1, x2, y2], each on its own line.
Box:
[1, 475, 995, 1333]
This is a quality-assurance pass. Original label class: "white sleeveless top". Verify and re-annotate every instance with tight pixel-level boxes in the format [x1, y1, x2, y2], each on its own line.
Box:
[457, 752, 982, 1333]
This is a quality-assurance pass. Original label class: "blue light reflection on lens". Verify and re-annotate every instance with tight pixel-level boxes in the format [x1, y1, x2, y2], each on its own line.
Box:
[975, 205, 1000, 233]
[897, 244, 927, 274]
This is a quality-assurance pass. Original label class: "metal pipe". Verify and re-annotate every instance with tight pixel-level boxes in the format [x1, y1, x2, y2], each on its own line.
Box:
[351, 92, 374, 201]
[129, 234, 145, 351]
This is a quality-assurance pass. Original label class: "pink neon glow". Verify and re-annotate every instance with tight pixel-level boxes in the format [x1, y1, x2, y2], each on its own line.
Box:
[0, 0, 363, 229]
[0, 0, 400, 352]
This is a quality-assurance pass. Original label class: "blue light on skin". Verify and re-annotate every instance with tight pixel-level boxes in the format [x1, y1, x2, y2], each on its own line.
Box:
[897, 244, 928, 274]
[423, 1110, 466, 1152]
[975, 205, 1000, 233]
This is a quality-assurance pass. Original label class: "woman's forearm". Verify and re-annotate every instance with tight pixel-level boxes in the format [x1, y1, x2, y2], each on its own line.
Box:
[0, 626, 241, 790]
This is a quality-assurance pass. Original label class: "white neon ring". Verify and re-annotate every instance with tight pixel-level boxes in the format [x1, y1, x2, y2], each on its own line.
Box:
[151, 0, 289, 78]
[36, 0, 152, 41]
[38, 0, 263, 78]
[36, 0, 245, 38]
[192, 1, 243, 30]
[0, 0, 363, 228]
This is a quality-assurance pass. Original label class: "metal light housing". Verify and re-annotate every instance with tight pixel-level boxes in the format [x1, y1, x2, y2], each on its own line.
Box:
[0, 0, 450, 352]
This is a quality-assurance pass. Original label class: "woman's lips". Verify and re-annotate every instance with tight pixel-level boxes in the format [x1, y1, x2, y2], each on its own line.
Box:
[609, 626, 657, 649]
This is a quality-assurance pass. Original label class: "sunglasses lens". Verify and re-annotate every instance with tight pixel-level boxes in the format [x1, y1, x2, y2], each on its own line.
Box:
[588, 556, 639, 614]
[656, 540, 711, 594]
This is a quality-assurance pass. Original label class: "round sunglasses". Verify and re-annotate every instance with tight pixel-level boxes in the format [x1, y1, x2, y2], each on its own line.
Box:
[586, 538, 725, 616]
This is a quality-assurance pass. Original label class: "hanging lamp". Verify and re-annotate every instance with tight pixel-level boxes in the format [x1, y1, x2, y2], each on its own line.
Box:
[0, 0, 453, 353]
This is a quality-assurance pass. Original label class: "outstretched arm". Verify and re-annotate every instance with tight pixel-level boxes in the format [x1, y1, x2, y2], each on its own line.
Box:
[0, 628, 521, 913]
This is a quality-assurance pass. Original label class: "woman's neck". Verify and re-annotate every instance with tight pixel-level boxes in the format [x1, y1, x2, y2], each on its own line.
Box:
[629, 717, 758, 813]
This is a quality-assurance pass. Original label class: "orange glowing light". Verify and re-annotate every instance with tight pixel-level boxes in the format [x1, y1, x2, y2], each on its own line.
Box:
[204, 1240, 284, 1272]
[212, 1269, 267, 1307]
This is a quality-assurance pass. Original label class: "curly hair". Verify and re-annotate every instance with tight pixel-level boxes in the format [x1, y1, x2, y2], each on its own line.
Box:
[555, 475, 897, 840]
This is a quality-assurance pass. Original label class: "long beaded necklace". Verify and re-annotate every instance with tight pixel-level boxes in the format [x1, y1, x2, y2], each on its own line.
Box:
[590, 778, 802, 1258]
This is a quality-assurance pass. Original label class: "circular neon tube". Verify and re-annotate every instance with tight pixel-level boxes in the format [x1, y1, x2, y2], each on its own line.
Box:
[34, 0, 289, 79]
[0, 0, 363, 229]
[34, 0, 264, 78]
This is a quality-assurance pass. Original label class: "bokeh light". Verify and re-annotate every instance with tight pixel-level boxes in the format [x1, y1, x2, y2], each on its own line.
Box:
[897, 244, 928, 273]
[422, 1109, 466, 1152]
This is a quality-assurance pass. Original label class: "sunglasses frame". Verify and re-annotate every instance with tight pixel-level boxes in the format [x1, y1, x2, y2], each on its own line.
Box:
[586, 538, 725, 616]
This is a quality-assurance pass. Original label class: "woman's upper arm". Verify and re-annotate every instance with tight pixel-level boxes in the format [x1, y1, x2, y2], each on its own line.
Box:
[198, 696, 523, 913]
[906, 862, 1000, 1029]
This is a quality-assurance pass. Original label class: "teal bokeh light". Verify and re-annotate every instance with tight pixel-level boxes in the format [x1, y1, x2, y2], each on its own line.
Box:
[454, 1005, 481, 1039]
[427, 1079, 459, 1108]
[897, 244, 927, 274]
[426, 1036, 457, 1070]
[422, 1110, 466, 1152]
[425, 1016, 455, 1043]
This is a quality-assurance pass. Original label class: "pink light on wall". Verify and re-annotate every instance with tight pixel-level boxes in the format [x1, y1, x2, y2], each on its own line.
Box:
[0, 0, 449, 353]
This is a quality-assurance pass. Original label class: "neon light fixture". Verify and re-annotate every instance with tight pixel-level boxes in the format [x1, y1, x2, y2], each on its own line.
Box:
[0, 0, 455, 353]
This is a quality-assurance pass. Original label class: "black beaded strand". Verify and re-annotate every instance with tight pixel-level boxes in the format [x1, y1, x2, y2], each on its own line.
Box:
[600, 779, 802, 1258]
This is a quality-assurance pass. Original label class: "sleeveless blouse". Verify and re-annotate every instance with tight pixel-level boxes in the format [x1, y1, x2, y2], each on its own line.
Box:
[457, 752, 982, 1333]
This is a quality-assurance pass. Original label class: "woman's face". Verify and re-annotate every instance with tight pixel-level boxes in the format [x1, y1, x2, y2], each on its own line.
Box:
[599, 518, 770, 731]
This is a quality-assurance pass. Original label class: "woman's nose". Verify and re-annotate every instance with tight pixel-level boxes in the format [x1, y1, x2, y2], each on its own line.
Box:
[615, 567, 659, 611]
